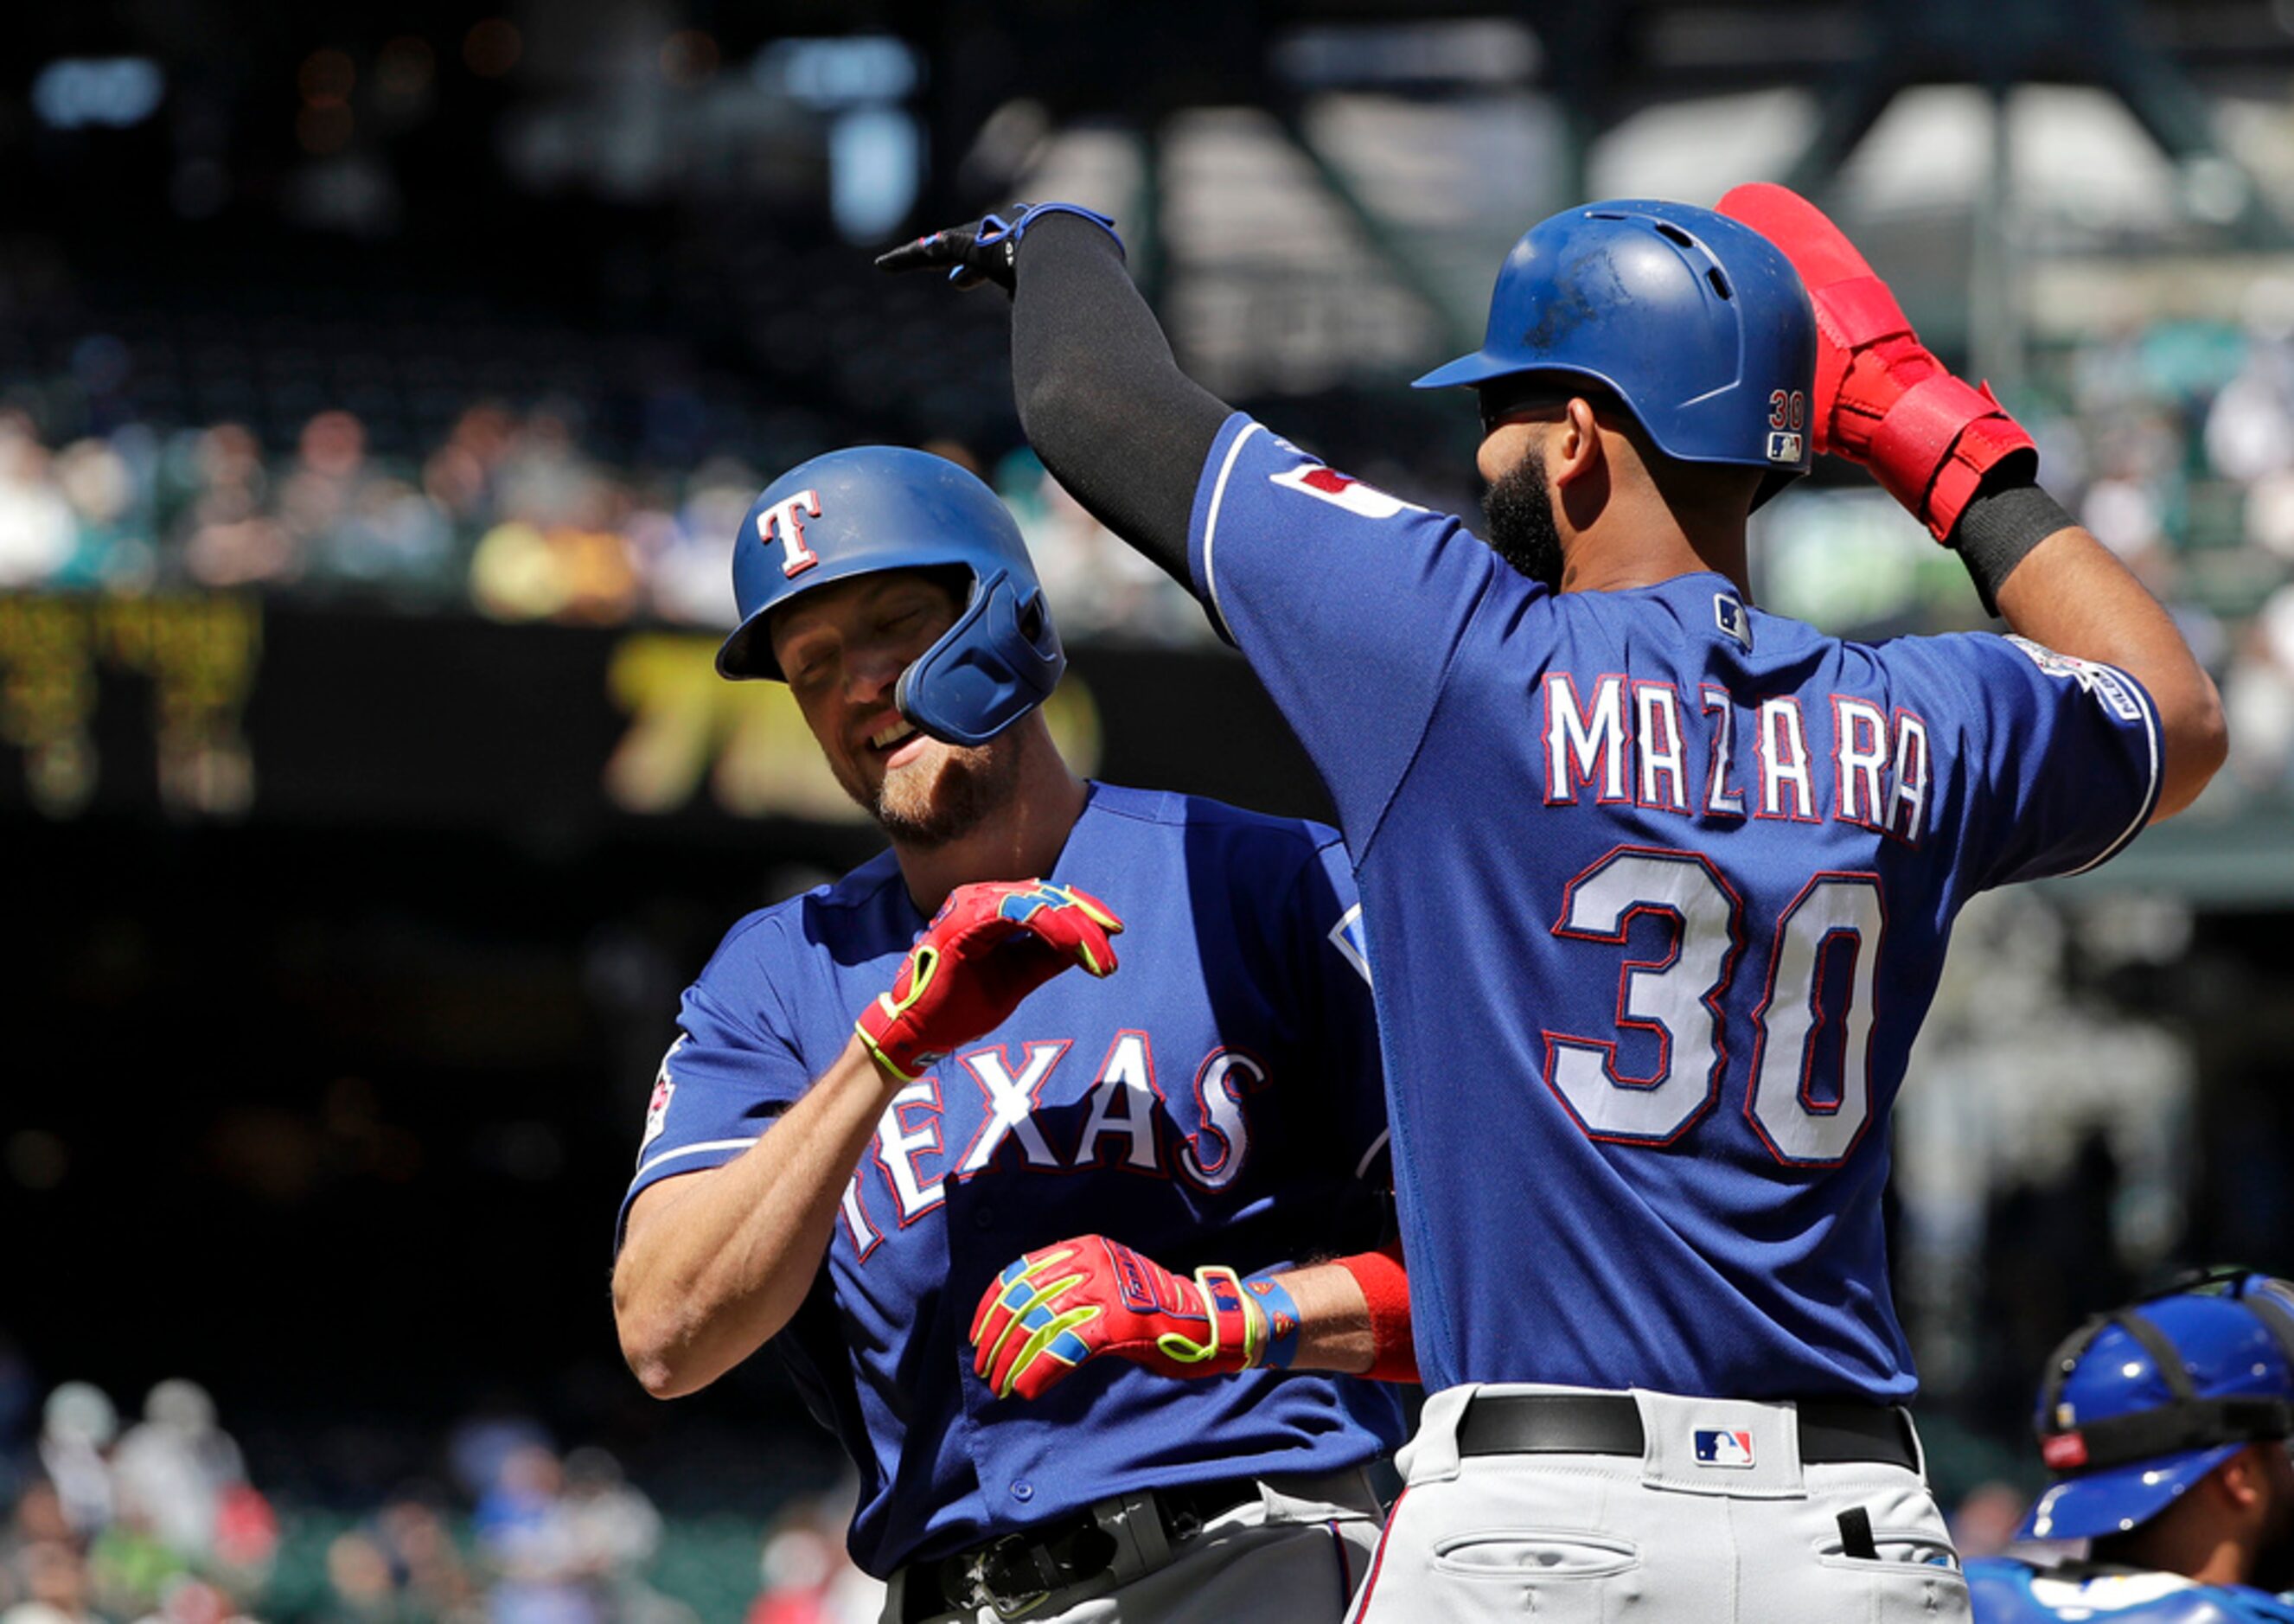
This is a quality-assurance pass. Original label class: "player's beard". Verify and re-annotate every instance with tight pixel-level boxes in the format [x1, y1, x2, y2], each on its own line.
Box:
[849, 735, 1024, 850]
[1482, 444, 1566, 591]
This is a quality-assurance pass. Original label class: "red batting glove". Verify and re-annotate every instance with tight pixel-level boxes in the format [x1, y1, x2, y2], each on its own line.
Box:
[971, 1235, 1266, 1401]
[1718, 182, 2035, 542]
[855, 881, 1121, 1084]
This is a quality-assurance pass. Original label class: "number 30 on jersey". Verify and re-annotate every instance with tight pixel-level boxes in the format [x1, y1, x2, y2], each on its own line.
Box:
[1543, 846, 1883, 1167]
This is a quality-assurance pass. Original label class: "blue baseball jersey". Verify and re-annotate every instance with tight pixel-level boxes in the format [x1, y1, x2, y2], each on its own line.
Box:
[619, 783, 1403, 1577]
[1968, 1558, 2294, 1622]
[1188, 413, 2163, 1399]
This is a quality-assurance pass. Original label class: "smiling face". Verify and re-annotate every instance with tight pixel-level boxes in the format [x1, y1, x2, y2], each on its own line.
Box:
[768, 568, 1023, 847]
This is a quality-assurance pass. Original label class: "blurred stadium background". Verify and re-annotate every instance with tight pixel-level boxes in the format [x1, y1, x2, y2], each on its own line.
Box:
[8, 0, 2294, 1618]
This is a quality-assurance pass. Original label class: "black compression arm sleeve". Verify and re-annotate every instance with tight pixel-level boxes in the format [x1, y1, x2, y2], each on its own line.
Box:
[1009, 214, 1234, 589]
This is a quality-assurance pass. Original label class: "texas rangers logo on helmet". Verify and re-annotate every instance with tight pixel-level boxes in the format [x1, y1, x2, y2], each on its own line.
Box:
[1694, 1429, 1756, 1467]
[757, 489, 823, 579]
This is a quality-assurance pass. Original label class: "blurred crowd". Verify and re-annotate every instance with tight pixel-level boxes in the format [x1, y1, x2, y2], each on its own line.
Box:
[0, 1362, 879, 1624]
[0, 401, 1208, 647]
[19, 282, 2294, 801]
[0, 1358, 2071, 1624]
[1763, 285, 2294, 813]
[2, 1375, 276, 1624]
[2035, 291, 2294, 804]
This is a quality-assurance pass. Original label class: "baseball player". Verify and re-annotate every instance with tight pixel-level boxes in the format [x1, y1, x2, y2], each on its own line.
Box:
[1966, 1272, 2294, 1622]
[608, 444, 1413, 1624]
[879, 186, 2227, 1622]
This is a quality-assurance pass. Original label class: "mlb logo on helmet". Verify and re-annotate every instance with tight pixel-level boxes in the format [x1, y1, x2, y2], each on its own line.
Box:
[1694, 1429, 1756, 1468]
[1766, 430, 1804, 464]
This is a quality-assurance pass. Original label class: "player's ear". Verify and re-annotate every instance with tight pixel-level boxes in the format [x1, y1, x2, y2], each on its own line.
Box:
[1550, 396, 1607, 489]
[2208, 1445, 2272, 1514]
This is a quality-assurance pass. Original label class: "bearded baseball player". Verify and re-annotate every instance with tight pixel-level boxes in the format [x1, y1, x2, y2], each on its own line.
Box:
[1968, 1272, 2294, 1623]
[610, 444, 1416, 1624]
[880, 186, 2227, 1622]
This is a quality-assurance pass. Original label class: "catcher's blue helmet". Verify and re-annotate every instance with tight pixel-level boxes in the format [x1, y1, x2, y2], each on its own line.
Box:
[718, 446, 1064, 747]
[1414, 199, 1817, 506]
[2019, 1272, 2294, 1542]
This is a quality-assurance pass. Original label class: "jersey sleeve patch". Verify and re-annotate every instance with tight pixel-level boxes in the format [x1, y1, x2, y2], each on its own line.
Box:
[2003, 635, 2147, 725]
[1268, 463, 1426, 521]
[641, 1072, 674, 1153]
[1934, 630, 2164, 888]
[1186, 409, 1503, 848]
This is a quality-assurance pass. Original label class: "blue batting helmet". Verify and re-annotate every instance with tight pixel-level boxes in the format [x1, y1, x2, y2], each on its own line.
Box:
[718, 446, 1064, 747]
[1414, 199, 1817, 505]
[2018, 1272, 2294, 1541]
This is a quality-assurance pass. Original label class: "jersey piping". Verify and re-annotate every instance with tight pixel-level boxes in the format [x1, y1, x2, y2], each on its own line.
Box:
[631, 1136, 764, 1185]
[1198, 419, 1262, 644]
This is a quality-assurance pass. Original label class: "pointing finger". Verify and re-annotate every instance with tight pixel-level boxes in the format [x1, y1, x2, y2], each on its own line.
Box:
[873, 232, 959, 274]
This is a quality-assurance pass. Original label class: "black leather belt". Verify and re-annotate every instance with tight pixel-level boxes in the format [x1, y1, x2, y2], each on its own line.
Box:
[899, 1477, 1263, 1622]
[1457, 1393, 1920, 1470]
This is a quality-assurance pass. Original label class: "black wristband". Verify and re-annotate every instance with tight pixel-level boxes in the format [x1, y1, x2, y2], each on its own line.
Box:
[1953, 480, 2075, 616]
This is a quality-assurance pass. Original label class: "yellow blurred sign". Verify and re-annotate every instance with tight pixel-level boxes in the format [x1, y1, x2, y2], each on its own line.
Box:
[0, 594, 260, 818]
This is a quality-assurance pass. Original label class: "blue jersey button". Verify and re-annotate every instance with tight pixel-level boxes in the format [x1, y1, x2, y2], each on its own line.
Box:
[974, 1205, 996, 1230]
[1010, 1480, 1034, 1503]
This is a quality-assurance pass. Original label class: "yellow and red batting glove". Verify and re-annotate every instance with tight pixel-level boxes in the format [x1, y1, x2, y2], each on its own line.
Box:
[855, 880, 1121, 1084]
[1718, 182, 2035, 543]
[969, 1235, 1302, 1402]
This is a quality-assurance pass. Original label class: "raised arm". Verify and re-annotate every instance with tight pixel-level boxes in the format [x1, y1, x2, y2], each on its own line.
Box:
[614, 1035, 904, 1397]
[879, 206, 1230, 585]
[613, 880, 1122, 1397]
[1978, 506, 2225, 819]
[1720, 183, 2226, 819]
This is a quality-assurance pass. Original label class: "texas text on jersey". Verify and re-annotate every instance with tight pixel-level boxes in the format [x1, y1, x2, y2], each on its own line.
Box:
[621, 784, 1403, 1578]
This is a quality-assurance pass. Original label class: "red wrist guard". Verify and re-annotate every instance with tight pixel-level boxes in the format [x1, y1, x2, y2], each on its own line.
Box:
[1338, 1239, 1418, 1384]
